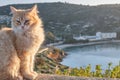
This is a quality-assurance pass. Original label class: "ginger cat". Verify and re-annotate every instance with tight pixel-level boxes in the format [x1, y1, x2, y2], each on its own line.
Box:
[10, 5, 45, 80]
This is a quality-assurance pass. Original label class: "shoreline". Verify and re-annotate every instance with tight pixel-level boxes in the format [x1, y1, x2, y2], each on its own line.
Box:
[55, 40, 120, 49]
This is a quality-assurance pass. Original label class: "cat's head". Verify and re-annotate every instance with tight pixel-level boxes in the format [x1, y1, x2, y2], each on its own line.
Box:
[10, 5, 42, 33]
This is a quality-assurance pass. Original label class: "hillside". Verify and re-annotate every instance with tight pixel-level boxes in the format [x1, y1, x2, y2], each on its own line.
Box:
[1, 2, 120, 38]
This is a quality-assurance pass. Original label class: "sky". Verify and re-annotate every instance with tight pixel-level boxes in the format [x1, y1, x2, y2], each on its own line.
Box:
[1, 0, 120, 6]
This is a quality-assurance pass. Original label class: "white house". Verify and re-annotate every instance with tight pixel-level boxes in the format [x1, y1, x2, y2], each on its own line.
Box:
[73, 36, 86, 40]
[96, 32, 117, 39]
[73, 32, 117, 41]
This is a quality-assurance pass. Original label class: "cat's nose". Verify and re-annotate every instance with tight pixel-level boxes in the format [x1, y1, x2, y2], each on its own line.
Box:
[21, 26, 24, 29]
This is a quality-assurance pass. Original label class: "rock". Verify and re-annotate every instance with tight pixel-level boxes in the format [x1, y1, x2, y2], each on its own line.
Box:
[35, 47, 68, 74]
[35, 74, 119, 80]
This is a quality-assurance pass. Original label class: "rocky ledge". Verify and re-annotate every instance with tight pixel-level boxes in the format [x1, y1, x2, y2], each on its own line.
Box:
[35, 74, 120, 80]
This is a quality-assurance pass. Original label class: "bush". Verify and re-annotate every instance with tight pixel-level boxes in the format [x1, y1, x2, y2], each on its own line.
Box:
[55, 63, 120, 78]
[45, 31, 55, 44]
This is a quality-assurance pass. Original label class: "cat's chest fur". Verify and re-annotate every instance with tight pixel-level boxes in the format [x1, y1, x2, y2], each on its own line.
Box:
[15, 28, 44, 53]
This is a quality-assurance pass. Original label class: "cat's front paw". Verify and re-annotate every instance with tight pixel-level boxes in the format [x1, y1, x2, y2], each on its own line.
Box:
[23, 72, 38, 80]
[32, 71, 38, 76]
[15, 75, 23, 80]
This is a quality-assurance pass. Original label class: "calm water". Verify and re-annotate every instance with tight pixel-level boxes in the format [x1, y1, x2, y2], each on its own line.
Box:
[61, 43, 120, 70]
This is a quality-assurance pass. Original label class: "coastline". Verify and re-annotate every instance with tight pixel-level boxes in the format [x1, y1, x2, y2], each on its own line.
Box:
[54, 40, 120, 49]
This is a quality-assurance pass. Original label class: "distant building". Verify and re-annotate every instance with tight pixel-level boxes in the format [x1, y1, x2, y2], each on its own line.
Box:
[73, 35, 86, 40]
[96, 32, 117, 39]
[73, 32, 117, 41]
[73, 35, 97, 41]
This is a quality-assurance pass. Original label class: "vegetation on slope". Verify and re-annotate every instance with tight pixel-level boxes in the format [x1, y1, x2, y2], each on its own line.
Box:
[35, 47, 68, 74]
[1, 2, 120, 37]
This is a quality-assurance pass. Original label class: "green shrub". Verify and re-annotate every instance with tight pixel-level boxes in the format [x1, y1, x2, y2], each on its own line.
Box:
[55, 63, 120, 78]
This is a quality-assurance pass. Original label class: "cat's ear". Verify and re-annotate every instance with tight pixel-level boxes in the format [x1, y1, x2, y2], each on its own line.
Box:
[10, 6, 17, 14]
[29, 5, 39, 14]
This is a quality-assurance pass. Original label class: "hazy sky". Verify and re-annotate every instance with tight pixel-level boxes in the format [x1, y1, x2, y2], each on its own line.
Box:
[1, 0, 120, 6]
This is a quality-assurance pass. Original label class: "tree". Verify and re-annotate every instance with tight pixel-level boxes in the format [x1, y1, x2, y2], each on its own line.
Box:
[45, 31, 55, 44]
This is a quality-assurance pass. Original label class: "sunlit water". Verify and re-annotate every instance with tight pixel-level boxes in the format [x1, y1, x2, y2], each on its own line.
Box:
[61, 43, 120, 70]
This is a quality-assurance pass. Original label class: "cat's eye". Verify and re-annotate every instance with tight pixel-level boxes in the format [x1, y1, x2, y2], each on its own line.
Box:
[24, 20, 30, 25]
[16, 20, 21, 24]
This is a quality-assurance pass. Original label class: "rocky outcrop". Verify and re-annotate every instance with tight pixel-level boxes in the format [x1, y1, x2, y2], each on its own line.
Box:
[35, 47, 68, 74]
[46, 46, 67, 62]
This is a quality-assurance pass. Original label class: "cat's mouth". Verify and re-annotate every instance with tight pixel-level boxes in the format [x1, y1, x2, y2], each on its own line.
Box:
[20, 26, 29, 31]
